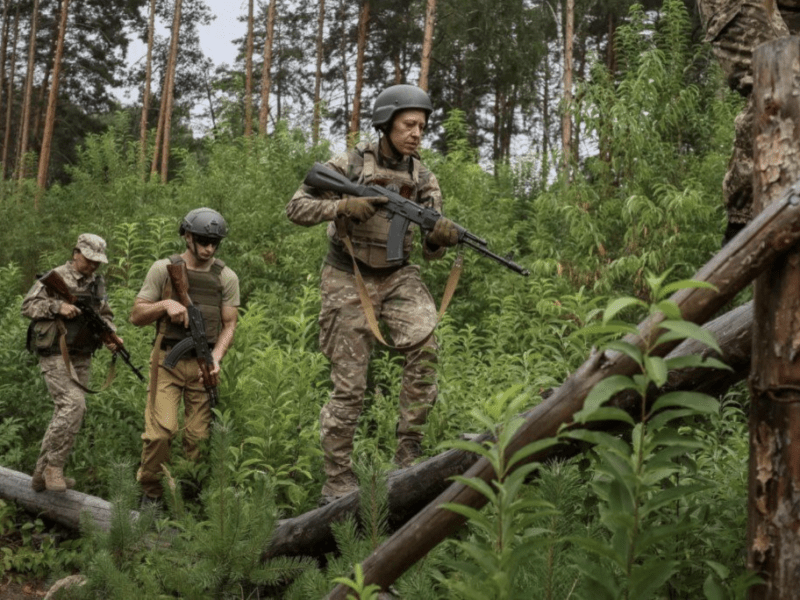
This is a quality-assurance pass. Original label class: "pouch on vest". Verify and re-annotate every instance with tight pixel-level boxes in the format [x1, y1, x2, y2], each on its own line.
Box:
[26, 320, 59, 353]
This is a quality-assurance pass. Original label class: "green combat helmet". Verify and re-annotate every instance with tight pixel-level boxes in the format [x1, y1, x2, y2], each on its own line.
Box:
[372, 84, 433, 132]
[179, 208, 228, 239]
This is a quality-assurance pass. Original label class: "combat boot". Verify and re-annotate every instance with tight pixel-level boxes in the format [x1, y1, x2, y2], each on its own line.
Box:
[393, 437, 422, 469]
[319, 470, 358, 506]
[32, 466, 75, 492]
[43, 465, 67, 492]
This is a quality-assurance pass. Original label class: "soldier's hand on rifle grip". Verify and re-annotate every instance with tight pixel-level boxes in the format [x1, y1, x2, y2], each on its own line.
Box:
[427, 217, 459, 248]
[336, 196, 388, 223]
[57, 302, 82, 319]
[164, 299, 189, 328]
[104, 334, 123, 353]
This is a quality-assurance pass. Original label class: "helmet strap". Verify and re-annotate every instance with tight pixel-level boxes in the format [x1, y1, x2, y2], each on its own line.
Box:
[379, 129, 405, 162]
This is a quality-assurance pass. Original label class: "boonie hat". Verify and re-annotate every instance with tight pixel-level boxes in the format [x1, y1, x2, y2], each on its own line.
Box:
[75, 233, 108, 264]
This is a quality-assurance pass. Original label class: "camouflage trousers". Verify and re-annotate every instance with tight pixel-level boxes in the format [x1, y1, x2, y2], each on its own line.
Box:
[34, 354, 91, 474]
[137, 348, 211, 498]
[698, 0, 796, 225]
[318, 264, 438, 494]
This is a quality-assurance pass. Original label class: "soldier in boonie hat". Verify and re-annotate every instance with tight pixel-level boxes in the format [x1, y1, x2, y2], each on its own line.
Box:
[75, 233, 108, 264]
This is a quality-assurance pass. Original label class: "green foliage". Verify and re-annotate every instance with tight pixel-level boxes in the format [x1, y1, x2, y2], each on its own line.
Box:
[0, 2, 757, 594]
[561, 276, 755, 599]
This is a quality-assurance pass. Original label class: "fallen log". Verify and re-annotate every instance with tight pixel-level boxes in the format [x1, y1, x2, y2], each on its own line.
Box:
[1, 302, 753, 560]
[263, 300, 754, 560]
[329, 179, 798, 598]
[0, 466, 127, 531]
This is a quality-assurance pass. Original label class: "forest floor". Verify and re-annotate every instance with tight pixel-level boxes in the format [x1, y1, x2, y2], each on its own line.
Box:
[0, 578, 50, 599]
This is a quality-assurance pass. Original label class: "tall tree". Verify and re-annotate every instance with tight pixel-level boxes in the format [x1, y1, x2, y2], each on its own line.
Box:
[1, 4, 18, 179]
[151, 0, 183, 181]
[312, 0, 325, 144]
[258, 0, 276, 134]
[348, 0, 369, 145]
[140, 0, 156, 176]
[418, 0, 435, 91]
[0, 0, 10, 129]
[562, 0, 574, 177]
[17, 0, 39, 181]
[37, 0, 69, 192]
[244, 0, 253, 137]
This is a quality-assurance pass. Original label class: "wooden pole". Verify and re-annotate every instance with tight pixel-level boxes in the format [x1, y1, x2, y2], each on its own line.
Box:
[747, 36, 800, 599]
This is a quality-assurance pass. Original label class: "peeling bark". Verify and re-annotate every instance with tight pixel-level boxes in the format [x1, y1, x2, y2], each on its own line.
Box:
[748, 36, 800, 600]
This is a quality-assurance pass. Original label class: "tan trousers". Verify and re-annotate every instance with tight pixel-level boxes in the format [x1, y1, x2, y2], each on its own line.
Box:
[136, 348, 211, 498]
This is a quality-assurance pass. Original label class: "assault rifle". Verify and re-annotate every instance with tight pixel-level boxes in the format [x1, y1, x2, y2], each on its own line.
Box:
[304, 162, 530, 276]
[39, 270, 146, 383]
[164, 262, 220, 409]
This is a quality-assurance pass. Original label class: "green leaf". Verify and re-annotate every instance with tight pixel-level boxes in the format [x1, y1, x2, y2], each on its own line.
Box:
[605, 340, 644, 365]
[659, 278, 717, 297]
[574, 375, 636, 423]
[603, 296, 647, 324]
[575, 407, 636, 426]
[651, 391, 719, 414]
[629, 559, 679, 599]
[644, 355, 668, 387]
[664, 355, 732, 372]
[656, 320, 722, 353]
[703, 574, 727, 600]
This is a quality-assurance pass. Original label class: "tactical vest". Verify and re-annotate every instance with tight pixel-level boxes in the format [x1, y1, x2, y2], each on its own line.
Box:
[327, 146, 421, 269]
[161, 255, 224, 344]
[29, 276, 106, 355]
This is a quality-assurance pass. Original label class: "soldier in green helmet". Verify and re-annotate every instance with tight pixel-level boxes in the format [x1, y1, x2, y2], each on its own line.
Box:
[130, 208, 240, 505]
[287, 84, 460, 505]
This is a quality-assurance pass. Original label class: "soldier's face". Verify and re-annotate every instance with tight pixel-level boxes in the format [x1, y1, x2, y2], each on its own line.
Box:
[186, 232, 219, 263]
[389, 109, 426, 156]
[73, 251, 100, 276]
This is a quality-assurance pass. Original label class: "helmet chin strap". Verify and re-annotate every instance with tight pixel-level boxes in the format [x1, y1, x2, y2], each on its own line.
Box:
[379, 129, 405, 161]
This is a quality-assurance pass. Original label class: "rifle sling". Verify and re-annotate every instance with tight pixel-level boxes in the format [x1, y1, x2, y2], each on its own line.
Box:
[336, 219, 462, 351]
[56, 320, 115, 394]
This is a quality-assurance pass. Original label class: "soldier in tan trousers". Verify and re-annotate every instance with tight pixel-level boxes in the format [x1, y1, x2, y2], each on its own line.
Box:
[130, 209, 239, 505]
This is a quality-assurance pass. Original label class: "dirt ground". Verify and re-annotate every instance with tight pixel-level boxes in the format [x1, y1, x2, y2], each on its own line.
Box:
[0, 578, 50, 599]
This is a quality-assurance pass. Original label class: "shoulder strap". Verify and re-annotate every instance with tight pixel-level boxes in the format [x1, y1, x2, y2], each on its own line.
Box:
[336, 229, 463, 351]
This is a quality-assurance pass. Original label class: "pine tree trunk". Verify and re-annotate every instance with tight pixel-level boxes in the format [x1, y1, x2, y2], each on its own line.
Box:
[17, 0, 39, 181]
[748, 37, 800, 600]
[1, 6, 19, 180]
[244, 0, 254, 137]
[149, 66, 167, 177]
[348, 0, 369, 146]
[140, 0, 156, 178]
[0, 0, 11, 133]
[160, 0, 183, 182]
[36, 0, 69, 192]
[418, 0, 435, 92]
[258, 0, 276, 135]
[338, 0, 349, 130]
[561, 0, 573, 178]
[312, 0, 325, 145]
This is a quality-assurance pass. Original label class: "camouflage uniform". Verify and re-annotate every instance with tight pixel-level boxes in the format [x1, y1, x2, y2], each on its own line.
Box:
[21, 235, 114, 490]
[697, 0, 798, 230]
[287, 140, 446, 498]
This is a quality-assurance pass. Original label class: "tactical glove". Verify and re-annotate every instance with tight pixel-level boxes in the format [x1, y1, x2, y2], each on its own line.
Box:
[336, 196, 388, 223]
[426, 217, 459, 247]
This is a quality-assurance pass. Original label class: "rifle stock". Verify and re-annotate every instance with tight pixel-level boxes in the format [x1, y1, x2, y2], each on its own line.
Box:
[304, 162, 529, 276]
[165, 262, 220, 408]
